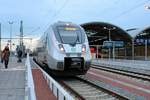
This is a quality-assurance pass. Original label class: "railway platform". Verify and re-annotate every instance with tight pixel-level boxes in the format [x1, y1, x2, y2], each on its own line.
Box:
[0, 56, 57, 100]
[0, 57, 25, 100]
[1, 55, 149, 100]
[92, 59, 150, 75]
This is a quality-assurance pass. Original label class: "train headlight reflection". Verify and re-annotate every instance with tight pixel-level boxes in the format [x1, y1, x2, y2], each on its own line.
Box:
[58, 44, 65, 52]
[82, 44, 86, 53]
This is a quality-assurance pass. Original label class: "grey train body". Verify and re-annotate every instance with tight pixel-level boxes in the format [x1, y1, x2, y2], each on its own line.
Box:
[34, 21, 91, 76]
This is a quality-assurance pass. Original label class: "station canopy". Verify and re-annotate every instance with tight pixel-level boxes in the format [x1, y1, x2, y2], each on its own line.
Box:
[127, 26, 150, 45]
[81, 22, 132, 45]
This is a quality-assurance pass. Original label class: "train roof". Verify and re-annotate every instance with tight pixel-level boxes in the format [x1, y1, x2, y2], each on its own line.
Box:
[52, 21, 79, 27]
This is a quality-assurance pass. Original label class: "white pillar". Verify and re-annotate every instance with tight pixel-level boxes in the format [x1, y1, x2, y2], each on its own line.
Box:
[132, 39, 134, 60]
[145, 40, 147, 60]
[9, 21, 13, 52]
[96, 45, 98, 59]
[109, 29, 111, 60]
[113, 41, 115, 60]
[124, 46, 127, 59]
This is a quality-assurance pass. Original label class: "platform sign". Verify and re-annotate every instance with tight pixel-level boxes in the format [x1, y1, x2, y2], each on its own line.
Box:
[102, 41, 113, 48]
[140, 39, 144, 43]
[114, 41, 124, 48]
[103, 41, 124, 48]
[135, 38, 150, 45]
[136, 39, 140, 43]
[135, 38, 142, 45]
[148, 39, 150, 45]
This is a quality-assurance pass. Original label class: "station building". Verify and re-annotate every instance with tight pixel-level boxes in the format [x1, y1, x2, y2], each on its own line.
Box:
[81, 22, 150, 60]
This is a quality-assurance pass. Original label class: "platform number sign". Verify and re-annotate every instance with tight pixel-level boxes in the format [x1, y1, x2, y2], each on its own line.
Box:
[103, 41, 124, 48]
[148, 39, 150, 44]
[103, 41, 113, 48]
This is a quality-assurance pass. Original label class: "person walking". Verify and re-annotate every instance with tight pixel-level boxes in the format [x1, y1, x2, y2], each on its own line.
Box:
[2, 46, 10, 69]
[17, 49, 22, 62]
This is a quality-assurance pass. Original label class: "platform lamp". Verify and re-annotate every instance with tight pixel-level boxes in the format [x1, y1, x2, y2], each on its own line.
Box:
[104, 26, 116, 60]
[8, 21, 13, 55]
[145, 5, 150, 10]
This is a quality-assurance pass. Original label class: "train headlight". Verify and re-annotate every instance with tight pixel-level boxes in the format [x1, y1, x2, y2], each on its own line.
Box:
[82, 45, 86, 53]
[58, 44, 65, 52]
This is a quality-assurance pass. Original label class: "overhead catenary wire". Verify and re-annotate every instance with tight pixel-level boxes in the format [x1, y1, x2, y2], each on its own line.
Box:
[99, 0, 121, 14]
[25, 27, 40, 36]
[111, 0, 150, 21]
[43, 0, 69, 30]
[51, 0, 69, 20]
[41, 0, 122, 35]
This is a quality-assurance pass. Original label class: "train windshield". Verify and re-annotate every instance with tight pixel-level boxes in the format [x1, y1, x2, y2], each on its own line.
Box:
[57, 27, 84, 44]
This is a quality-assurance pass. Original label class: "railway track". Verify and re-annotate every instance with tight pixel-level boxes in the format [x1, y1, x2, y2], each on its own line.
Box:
[91, 64, 150, 82]
[58, 77, 128, 100]
[33, 59, 128, 100]
[33, 59, 150, 99]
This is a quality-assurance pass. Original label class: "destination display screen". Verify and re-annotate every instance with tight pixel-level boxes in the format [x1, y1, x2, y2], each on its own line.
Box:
[65, 27, 77, 31]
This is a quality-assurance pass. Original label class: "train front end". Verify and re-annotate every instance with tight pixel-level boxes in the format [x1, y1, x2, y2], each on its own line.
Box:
[50, 22, 91, 75]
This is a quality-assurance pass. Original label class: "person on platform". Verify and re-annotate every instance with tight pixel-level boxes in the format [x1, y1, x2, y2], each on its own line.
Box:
[17, 49, 22, 62]
[1, 46, 10, 69]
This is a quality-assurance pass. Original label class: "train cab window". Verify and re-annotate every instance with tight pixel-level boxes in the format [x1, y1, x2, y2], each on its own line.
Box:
[56, 26, 85, 45]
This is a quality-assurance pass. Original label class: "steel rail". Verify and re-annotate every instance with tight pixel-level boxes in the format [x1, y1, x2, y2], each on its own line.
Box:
[59, 77, 128, 100]
[91, 64, 150, 81]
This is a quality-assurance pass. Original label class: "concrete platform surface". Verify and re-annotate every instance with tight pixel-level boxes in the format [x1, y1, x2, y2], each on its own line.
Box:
[0, 57, 25, 100]
[92, 59, 150, 75]
[93, 59, 150, 70]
